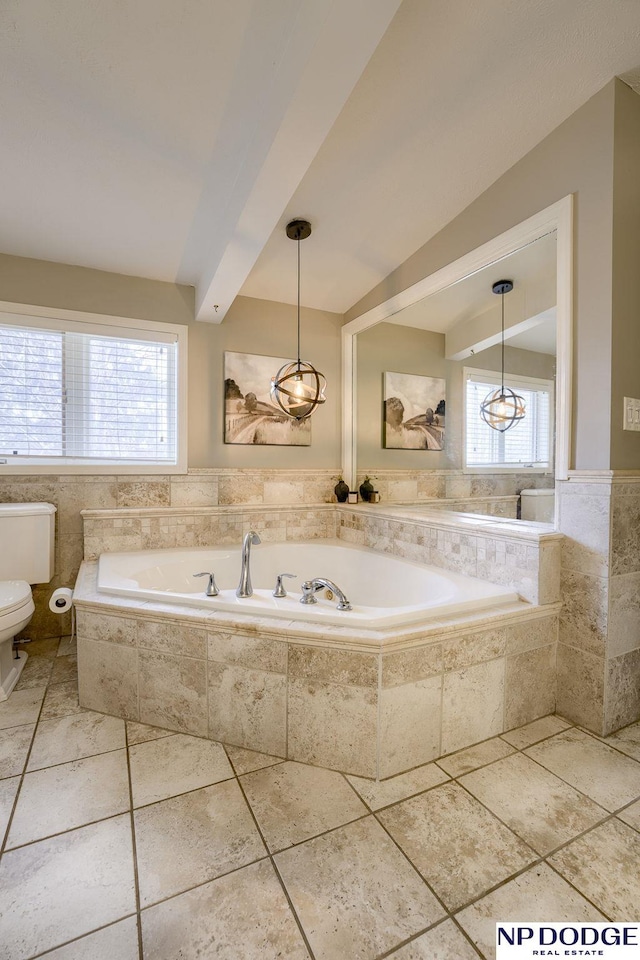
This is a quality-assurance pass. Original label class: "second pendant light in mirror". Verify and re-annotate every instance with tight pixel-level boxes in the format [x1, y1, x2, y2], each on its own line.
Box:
[480, 280, 526, 432]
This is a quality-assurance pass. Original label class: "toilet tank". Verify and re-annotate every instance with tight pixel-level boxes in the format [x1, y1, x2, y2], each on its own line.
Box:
[0, 502, 56, 583]
[520, 489, 555, 523]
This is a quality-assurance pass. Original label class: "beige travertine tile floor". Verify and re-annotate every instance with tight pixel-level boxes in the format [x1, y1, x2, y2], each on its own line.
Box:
[1, 636, 640, 959]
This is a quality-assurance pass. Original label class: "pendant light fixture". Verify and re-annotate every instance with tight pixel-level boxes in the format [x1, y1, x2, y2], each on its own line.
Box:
[270, 219, 327, 420]
[479, 280, 526, 432]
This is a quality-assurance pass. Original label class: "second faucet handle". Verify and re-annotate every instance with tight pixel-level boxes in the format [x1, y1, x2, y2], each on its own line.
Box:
[273, 573, 296, 598]
[193, 572, 219, 597]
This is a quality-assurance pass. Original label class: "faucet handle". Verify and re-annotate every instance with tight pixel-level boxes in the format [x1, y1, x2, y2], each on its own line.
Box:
[300, 579, 319, 604]
[273, 573, 296, 599]
[193, 572, 219, 597]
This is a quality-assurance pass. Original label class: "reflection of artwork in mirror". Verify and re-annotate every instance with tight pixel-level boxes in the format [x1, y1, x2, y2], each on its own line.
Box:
[383, 371, 445, 450]
[224, 351, 311, 445]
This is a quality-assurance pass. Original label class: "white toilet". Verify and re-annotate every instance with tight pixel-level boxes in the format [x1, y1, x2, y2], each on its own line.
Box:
[0, 503, 56, 700]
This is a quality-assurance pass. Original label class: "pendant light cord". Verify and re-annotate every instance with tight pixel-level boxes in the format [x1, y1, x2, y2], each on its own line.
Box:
[501, 289, 505, 395]
[296, 236, 301, 370]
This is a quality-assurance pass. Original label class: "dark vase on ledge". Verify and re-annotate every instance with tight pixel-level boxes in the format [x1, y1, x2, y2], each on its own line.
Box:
[359, 477, 374, 502]
[334, 478, 349, 503]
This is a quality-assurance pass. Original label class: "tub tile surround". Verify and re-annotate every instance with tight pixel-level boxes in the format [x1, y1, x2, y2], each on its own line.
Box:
[7, 462, 640, 755]
[75, 558, 560, 778]
[70, 498, 567, 778]
[556, 472, 640, 736]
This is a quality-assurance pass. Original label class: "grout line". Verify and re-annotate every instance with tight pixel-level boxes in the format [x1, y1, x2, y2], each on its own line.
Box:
[233, 772, 317, 960]
[22, 742, 127, 775]
[3, 805, 133, 854]
[339, 768, 377, 814]
[375, 653, 382, 780]
[135, 852, 273, 915]
[0, 666, 57, 857]
[351, 777, 449, 816]
[26, 914, 139, 960]
[223, 747, 286, 778]
[375, 916, 485, 960]
[373, 810, 453, 916]
[285, 646, 290, 760]
[449, 914, 487, 958]
[453, 771, 609, 862]
[262, 810, 371, 858]
[124, 720, 145, 960]
[543, 857, 613, 921]
[520, 740, 640, 813]
[130, 773, 237, 812]
[373, 919, 455, 959]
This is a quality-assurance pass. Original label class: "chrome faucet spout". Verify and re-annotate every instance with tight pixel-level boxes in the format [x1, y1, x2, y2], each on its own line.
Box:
[300, 577, 352, 611]
[236, 531, 261, 598]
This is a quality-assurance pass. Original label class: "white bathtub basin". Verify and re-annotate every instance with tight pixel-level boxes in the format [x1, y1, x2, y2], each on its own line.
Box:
[96, 540, 519, 629]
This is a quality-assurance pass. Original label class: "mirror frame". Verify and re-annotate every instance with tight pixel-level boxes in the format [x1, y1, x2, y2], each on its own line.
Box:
[341, 194, 573, 490]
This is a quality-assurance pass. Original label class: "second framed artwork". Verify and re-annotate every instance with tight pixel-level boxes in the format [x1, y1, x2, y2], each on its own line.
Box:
[224, 351, 311, 446]
[383, 371, 445, 450]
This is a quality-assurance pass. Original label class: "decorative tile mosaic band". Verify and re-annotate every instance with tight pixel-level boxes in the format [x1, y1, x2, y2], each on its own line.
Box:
[82, 506, 338, 561]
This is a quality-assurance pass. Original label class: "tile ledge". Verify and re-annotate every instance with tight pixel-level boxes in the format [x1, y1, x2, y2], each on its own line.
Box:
[340, 504, 563, 543]
[81, 503, 336, 519]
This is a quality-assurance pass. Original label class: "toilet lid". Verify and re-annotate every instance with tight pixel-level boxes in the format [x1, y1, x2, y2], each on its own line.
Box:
[0, 580, 32, 616]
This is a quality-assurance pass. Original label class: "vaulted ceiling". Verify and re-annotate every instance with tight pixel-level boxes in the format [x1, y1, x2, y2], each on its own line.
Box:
[1, 0, 639, 322]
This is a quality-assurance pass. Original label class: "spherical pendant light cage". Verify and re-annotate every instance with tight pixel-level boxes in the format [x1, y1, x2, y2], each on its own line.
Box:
[480, 386, 526, 432]
[270, 359, 327, 421]
[480, 279, 526, 433]
[270, 219, 327, 421]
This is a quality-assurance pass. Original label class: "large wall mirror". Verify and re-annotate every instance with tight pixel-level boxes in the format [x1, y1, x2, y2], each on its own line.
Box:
[341, 197, 573, 527]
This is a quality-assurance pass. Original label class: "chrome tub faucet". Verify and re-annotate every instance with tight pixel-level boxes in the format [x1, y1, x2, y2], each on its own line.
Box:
[193, 571, 219, 596]
[236, 531, 261, 598]
[300, 577, 352, 611]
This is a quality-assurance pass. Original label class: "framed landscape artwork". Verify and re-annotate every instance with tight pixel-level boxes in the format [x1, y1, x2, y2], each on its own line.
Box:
[224, 351, 311, 445]
[383, 371, 445, 450]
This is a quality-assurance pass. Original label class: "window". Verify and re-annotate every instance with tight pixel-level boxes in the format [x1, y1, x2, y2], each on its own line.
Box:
[0, 313, 186, 470]
[464, 368, 553, 470]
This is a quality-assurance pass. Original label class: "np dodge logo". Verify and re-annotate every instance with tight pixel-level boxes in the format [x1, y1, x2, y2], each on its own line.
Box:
[496, 923, 640, 958]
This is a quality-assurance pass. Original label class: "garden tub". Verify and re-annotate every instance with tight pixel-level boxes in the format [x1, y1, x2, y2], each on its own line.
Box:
[97, 539, 519, 629]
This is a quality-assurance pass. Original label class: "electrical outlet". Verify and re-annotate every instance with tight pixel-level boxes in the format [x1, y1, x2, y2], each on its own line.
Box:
[623, 397, 640, 431]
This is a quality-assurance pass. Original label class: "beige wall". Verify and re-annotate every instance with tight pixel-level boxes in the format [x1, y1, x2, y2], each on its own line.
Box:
[0, 255, 343, 469]
[611, 79, 640, 469]
[346, 82, 616, 471]
[357, 321, 555, 470]
[189, 296, 342, 468]
[0, 252, 195, 325]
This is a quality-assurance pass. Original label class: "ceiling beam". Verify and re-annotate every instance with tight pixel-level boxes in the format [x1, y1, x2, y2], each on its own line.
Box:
[190, 0, 402, 323]
[446, 306, 557, 361]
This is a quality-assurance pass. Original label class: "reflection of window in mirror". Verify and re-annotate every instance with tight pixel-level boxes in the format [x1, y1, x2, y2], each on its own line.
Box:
[464, 370, 554, 472]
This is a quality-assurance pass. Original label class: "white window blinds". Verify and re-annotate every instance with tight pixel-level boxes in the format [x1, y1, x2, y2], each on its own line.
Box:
[465, 369, 553, 469]
[0, 322, 179, 464]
